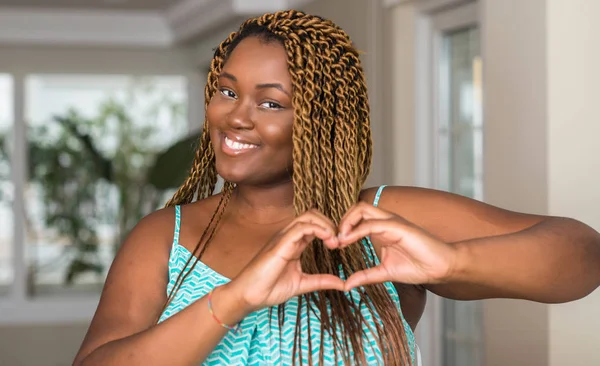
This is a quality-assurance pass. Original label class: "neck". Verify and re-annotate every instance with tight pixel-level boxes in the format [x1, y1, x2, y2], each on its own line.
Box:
[229, 181, 296, 224]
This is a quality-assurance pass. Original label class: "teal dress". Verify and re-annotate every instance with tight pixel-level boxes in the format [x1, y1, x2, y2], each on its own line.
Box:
[159, 185, 417, 365]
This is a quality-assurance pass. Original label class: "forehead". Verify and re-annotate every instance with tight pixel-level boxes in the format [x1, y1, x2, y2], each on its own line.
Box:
[222, 37, 291, 84]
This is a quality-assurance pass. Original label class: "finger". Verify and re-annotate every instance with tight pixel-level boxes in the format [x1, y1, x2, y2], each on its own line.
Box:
[285, 211, 340, 248]
[338, 202, 393, 238]
[297, 273, 346, 294]
[276, 222, 337, 259]
[337, 219, 406, 247]
[285, 210, 337, 236]
[304, 209, 337, 228]
[344, 267, 392, 291]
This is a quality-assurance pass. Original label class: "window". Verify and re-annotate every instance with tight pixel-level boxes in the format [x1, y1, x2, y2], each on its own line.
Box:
[0, 72, 196, 323]
[431, 4, 484, 366]
[24, 74, 189, 296]
[0, 74, 14, 296]
[437, 27, 483, 200]
[405, 1, 484, 365]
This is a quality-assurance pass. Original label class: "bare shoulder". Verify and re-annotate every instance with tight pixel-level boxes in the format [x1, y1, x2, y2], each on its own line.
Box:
[125, 206, 178, 253]
[74, 206, 178, 363]
[177, 193, 224, 221]
[175, 193, 225, 252]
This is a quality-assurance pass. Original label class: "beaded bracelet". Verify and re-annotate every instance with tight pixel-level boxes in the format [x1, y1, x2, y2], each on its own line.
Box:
[207, 288, 241, 333]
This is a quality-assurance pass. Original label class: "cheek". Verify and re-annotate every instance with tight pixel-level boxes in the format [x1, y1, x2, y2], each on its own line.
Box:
[206, 97, 219, 125]
[261, 114, 294, 149]
[206, 98, 227, 142]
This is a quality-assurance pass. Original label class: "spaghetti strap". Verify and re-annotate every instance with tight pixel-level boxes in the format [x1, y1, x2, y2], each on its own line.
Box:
[173, 205, 181, 244]
[372, 185, 387, 207]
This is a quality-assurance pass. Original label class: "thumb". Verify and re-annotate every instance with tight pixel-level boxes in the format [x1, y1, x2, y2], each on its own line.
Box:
[344, 266, 392, 291]
[297, 273, 346, 294]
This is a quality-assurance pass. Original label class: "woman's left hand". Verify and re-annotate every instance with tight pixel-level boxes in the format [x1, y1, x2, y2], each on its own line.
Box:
[337, 202, 460, 291]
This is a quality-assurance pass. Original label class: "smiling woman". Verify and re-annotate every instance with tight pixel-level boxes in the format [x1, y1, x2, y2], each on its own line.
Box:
[73, 9, 600, 366]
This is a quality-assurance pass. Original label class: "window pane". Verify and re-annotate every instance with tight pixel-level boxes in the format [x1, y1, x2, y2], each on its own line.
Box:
[438, 26, 482, 200]
[438, 26, 484, 366]
[438, 131, 451, 192]
[452, 127, 483, 198]
[25, 75, 189, 296]
[0, 74, 14, 295]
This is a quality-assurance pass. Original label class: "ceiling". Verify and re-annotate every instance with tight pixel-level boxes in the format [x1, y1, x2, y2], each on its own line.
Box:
[0, 0, 176, 11]
[0, 0, 315, 47]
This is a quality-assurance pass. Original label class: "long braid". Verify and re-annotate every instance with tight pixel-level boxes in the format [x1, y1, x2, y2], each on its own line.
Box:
[163, 10, 412, 366]
[160, 31, 240, 313]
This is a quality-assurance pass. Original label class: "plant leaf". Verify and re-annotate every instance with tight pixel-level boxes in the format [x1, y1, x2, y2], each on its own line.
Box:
[147, 131, 201, 190]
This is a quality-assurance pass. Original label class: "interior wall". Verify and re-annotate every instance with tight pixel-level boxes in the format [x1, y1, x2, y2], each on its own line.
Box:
[388, 1, 600, 366]
[547, 0, 600, 365]
[387, 1, 551, 364]
[0, 45, 196, 73]
[387, 3, 417, 187]
[480, 0, 550, 365]
[0, 323, 89, 366]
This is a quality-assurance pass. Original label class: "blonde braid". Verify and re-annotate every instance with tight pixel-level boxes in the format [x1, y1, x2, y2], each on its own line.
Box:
[163, 10, 412, 365]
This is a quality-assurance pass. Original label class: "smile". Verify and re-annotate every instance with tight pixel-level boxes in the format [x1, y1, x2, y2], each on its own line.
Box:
[222, 135, 259, 155]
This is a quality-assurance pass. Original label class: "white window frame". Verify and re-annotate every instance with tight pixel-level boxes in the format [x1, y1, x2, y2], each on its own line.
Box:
[0, 70, 202, 326]
[419, 2, 482, 366]
[384, 0, 481, 365]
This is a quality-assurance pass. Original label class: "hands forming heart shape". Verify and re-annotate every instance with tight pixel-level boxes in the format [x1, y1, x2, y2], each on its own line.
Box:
[226, 203, 460, 312]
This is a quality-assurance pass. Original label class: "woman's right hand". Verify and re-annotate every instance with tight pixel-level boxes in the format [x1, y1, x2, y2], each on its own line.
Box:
[222, 209, 345, 314]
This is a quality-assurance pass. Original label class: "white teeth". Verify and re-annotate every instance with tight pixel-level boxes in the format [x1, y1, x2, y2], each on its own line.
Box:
[224, 136, 257, 150]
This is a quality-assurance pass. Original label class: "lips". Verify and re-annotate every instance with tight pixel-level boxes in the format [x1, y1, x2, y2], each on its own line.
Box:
[224, 135, 258, 150]
[219, 132, 259, 156]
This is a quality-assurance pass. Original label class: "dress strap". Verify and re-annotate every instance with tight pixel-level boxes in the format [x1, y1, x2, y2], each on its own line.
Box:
[173, 205, 181, 244]
[362, 185, 388, 266]
[372, 185, 387, 207]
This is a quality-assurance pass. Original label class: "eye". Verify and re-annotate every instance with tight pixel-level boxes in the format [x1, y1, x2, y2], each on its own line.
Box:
[260, 101, 283, 110]
[219, 88, 237, 99]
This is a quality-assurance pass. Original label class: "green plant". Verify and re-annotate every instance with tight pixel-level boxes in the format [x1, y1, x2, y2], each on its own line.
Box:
[26, 80, 198, 285]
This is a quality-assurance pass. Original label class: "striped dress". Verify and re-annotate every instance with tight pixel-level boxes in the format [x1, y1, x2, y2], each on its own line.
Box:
[158, 185, 417, 365]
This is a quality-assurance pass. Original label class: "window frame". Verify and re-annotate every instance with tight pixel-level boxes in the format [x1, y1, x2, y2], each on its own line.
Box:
[428, 3, 483, 366]
[0, 70, 201, 325]
[410, 1, 482, 365]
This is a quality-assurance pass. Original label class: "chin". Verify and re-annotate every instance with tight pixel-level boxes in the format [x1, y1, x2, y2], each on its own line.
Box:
[215, 166, 247, 185]
[216, 164, 291, 188]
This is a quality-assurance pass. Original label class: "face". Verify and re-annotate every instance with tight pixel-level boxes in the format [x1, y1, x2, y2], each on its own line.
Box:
[207, 36, 295, 186]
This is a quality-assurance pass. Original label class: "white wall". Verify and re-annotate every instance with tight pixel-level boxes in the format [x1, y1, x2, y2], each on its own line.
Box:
[481, 0, 550, 364]
[483, 0, 600, 364]
[388, 0, 600, 365]
[0, 45, 196, 74]
[547, 0, 600, 365]
[387, 4, 418, 187]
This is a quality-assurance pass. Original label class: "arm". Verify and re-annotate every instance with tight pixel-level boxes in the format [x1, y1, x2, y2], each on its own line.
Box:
[74, 208, 345, 366]
[73, 209, 249, 366]
[373, 186, 600, 303]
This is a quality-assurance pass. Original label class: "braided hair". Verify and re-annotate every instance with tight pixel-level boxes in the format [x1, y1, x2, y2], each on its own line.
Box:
[164, 10, 412, 365]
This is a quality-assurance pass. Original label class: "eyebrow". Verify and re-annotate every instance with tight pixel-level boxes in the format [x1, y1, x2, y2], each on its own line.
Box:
[220, 71, 291, 97]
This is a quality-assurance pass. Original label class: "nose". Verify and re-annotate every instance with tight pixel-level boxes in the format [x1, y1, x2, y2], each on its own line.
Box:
[226, 101, 254, 130]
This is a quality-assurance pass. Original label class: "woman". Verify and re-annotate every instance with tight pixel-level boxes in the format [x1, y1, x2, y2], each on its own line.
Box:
[73, 10, 600, 366]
